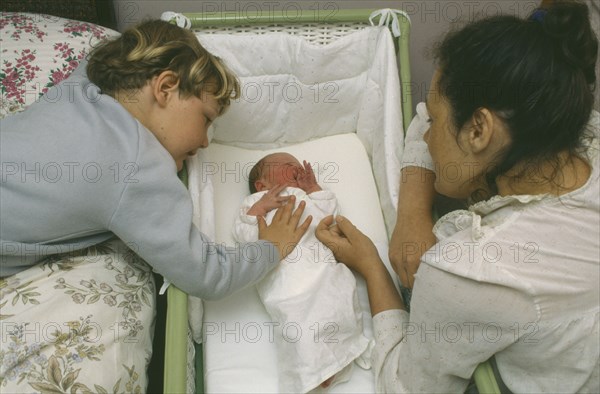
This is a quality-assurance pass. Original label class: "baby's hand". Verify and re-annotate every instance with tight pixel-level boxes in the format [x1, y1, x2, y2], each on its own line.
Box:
[247, 184, 291, 217]
[297, 160, 322, 194]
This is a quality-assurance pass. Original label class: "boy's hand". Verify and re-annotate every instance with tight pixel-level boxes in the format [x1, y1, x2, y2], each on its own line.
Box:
[297, 160, 322, 194]
[258, 195, 312, 260]
[247, 184, 291, 217]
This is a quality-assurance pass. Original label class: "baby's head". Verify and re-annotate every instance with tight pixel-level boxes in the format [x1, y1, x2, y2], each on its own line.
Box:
[248, 153, 302, 193]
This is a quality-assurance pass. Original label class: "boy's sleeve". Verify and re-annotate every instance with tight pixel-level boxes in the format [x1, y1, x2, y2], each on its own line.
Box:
[107, 132, 279, 300]
[401, 102, 434, 171]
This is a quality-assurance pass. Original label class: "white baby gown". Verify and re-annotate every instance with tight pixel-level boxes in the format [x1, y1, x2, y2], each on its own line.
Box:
[233, 187, 370, 393]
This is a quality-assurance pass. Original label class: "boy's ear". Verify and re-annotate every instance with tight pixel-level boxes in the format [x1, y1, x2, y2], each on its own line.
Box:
[151, 70, 180, 107]
[467, 107, 495, 154]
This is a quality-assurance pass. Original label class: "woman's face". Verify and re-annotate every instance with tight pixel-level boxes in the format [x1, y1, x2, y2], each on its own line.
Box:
[423, 71, 484, 199]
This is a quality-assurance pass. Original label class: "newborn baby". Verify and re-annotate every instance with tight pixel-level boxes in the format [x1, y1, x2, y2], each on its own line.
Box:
[233, 152, 370, 393]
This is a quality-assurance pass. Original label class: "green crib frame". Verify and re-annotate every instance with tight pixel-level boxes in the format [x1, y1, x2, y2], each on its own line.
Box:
[163, 8, 500, 394]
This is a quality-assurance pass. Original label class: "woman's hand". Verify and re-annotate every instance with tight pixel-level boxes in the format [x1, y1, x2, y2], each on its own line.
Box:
[315, 215, 382, 278]
[247, 184, 291, 217]
[297, 160, 322, 194]
[316, 215, 405, 314]
[258, 195, 312, 260]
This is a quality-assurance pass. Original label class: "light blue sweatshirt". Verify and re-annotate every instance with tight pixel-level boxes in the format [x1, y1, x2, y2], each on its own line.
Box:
[0, 63, 279, 299]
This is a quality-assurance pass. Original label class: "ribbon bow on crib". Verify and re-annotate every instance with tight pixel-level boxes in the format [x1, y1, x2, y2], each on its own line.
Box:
[369, 8, 411, 37]
[160, 11, 192, 29]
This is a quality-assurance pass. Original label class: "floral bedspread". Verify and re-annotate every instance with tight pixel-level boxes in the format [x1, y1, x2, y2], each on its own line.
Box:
[0, 239, 155, 392]
[0, 12, 118, 118]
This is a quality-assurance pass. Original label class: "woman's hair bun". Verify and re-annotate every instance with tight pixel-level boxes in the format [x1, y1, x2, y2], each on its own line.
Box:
[538, 0, 598, 85]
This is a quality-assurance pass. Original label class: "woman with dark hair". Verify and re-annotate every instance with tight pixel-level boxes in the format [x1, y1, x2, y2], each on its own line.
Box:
[317, 1, 599, 391]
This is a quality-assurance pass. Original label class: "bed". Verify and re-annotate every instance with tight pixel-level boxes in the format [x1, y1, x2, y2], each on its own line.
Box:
[0, 6, 500, 394]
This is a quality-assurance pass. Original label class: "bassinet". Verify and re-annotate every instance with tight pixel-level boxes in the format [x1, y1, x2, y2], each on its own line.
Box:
[161, 8, 499, 394]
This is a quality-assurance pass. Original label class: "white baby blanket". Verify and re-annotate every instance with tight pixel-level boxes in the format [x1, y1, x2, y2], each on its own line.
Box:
[234, 188, 370, 392]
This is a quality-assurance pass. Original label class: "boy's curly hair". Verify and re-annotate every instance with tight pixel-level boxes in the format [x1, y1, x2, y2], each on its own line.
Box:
[87, 20, 240, 110]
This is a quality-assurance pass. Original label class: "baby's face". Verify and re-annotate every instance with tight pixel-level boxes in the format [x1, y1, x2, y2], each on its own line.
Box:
[260, 153, 302, 189]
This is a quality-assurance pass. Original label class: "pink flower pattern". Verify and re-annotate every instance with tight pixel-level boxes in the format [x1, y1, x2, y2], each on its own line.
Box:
[0, 13, 47, 41]
[43, 42, 88, 91]
[62, 20, 108, 40]
[0, 12, 118, 117]
[1, 49, 41, 106]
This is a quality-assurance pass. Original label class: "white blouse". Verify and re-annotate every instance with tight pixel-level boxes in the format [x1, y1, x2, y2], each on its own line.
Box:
[373, 108, 600, 392]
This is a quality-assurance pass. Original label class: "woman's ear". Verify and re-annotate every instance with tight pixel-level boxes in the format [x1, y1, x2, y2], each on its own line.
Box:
[150, 70, 180, 107]
[467, 107, 495, 154]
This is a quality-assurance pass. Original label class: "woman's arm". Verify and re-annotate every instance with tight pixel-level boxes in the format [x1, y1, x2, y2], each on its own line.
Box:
[389, 102, 438, 288]
[316, 215, 537, 391]
[389, 166, 437, 288]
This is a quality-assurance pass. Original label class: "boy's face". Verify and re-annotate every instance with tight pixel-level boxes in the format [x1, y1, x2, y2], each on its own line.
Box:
[156, 91, 220, 171]
[256, 153, 302, 191]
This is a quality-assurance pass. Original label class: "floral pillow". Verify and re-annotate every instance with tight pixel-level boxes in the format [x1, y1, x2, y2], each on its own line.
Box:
[0, 12, 119, 118]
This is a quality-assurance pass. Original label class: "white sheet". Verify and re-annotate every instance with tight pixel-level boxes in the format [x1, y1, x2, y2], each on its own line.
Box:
[189, 134, 398, 392]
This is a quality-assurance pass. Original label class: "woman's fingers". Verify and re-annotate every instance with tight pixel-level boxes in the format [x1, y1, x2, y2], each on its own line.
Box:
[316, 215, 382, 276]
[315, 215, 337, 243]
[317, 215, 358, 244]
[331, 215, 358, 238]
[316, 216, 352, 259]
[316, 214, 334, 229]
